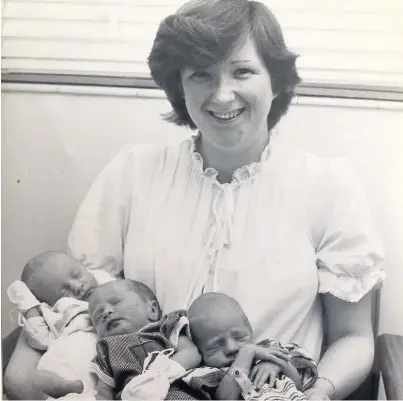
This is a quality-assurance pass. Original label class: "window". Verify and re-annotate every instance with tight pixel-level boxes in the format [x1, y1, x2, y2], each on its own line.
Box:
[2, 0, 403, 93]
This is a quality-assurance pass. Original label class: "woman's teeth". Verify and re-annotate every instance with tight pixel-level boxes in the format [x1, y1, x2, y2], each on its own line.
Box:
[210, 109, 243, 121]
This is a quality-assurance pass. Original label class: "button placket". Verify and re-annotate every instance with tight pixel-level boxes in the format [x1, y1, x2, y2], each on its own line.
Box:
[207, 184, 238, 291]
[205, 187, 225, 288]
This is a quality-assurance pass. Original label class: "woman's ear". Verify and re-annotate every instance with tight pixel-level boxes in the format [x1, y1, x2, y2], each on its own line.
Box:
[148, 300, 160, 322]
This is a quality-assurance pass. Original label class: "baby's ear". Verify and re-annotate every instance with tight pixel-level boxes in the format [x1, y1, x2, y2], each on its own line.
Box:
[148, 300, 160, 322]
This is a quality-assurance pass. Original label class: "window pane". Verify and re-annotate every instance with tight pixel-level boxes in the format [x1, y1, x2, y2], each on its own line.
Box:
[2, 0, 403, 88]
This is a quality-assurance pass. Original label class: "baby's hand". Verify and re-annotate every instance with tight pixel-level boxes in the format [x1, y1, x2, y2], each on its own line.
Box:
[32, 369, 84, 398]
[250, 361, 281, 390]
[251, 345, 290, 369]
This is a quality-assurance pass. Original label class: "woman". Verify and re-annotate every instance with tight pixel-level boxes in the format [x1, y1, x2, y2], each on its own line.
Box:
[4, 0, 385, 399]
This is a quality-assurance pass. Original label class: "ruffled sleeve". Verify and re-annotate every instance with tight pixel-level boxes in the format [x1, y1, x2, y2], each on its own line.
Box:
[67, 145, 137, 277]
[313, 157, 385, 302]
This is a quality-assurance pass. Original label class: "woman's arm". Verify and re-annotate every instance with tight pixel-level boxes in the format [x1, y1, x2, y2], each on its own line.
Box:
[67, 146, 137, 278]
[308, 292, 374, 400]
[4, 332, 44, 400]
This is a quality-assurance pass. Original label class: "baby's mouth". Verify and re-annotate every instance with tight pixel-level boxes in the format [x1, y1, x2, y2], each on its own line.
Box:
[81, 287, 95, 301]
[106, 318, 121, 331]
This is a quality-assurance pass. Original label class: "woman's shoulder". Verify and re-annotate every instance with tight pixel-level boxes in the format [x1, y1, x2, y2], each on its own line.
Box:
[271, 142, 356, 184]
[109, 137, 191, 169]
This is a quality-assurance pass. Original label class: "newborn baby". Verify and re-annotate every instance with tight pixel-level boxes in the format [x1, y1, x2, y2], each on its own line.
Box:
[7, 251, 114, 398]
[183, 292, 318, 400]
[88, 279, 201, 400]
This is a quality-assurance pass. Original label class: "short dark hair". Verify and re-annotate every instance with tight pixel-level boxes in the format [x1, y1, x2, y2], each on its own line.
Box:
[21, 251, 60, 284]
[122, 279, 163, 319]
[187, 292, 252, 344]
[148, 0, 300, 132]
[21, 251, 68, 302]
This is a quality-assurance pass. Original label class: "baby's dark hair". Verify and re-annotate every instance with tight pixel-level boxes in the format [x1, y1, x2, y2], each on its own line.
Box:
[126, 279, 162, 318]
[21, 251, 66, 298]
[93, 279, 163, 319]
[188, 292, 252, 344]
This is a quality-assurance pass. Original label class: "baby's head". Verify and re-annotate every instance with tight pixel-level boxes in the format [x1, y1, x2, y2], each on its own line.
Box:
[188, 293, 253, 368]
[88, 279, 162, 338]
[22, 252, 98, 306]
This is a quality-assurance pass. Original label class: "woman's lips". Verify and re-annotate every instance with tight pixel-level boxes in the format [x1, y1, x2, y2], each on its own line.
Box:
[208, 108, 245, 122]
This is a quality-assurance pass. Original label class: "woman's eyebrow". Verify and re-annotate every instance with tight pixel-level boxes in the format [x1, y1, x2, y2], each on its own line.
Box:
[231, 59, 252, 65]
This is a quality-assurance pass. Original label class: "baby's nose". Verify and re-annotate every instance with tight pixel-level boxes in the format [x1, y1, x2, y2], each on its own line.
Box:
[102, 305, 114, 319]
[224, 338, 240, 355]
[72, 282, 84, 296]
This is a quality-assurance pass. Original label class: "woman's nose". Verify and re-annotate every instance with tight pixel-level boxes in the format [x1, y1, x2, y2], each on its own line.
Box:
[224, 338, 240, 355]
[211, 76, 236, 104]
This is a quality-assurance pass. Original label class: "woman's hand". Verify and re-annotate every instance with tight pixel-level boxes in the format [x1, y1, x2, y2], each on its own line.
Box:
[250, 361, 281, 390]
[304, 388, 330, 400]
[32, 369, 84, 399]
[4, 331, 44, 399]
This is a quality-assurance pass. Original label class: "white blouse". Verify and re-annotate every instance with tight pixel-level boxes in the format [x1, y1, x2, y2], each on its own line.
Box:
[68, 134, 385, 362]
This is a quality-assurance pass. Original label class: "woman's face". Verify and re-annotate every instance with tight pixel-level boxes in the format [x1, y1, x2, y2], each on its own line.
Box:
[181, 36, 275, 152]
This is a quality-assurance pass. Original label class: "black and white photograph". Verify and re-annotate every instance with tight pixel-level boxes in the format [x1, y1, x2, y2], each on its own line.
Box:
[1, 0, 403, 399]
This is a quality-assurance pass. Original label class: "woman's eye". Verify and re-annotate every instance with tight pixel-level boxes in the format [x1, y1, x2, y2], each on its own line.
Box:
[234, 68, 253, 79]
[190, 71, 211, 81]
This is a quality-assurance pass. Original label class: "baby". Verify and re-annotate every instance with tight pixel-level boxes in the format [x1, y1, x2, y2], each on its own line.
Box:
[183, 293, 318, 400]
[88, 279, 202, 400]
[7, 251, 114, 398]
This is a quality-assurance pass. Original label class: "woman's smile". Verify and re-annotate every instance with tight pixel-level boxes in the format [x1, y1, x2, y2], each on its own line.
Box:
[207, 108, 245, 123]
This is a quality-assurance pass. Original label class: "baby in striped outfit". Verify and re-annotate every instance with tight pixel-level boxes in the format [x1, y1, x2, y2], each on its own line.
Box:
[88, 279, 201, 400]
[183, 292, 318, 400]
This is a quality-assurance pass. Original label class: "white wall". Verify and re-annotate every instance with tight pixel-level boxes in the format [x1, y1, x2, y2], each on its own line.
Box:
[2, 86, 403, 338]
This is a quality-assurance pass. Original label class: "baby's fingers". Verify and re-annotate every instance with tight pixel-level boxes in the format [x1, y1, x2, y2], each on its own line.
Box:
[250, 365, 259, 382]
[254, 370, 269, 391]
[255, 347, 289, 362]
[261, 354, 289, 370]
[268, 372, 277, 388]
[269, 348, 290, 360]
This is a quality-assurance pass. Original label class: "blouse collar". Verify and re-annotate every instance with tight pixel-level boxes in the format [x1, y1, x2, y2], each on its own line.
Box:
[189, 131, 273, 185]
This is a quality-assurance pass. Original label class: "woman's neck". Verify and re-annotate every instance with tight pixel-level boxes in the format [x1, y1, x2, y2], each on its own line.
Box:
[197, 132, 270, 184]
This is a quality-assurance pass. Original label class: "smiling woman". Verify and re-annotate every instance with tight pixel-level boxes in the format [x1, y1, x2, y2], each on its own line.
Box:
[4, 1, 386, 400]
[148, 0, 300, 183]
[148, 0, 300, 133]
[180, 39, 275, 155]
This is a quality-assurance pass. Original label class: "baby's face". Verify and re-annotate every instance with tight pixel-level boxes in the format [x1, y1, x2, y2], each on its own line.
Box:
[88, 281, 153, 338]
[192, 309, 253, 368]
[29, 254, 98, 305]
